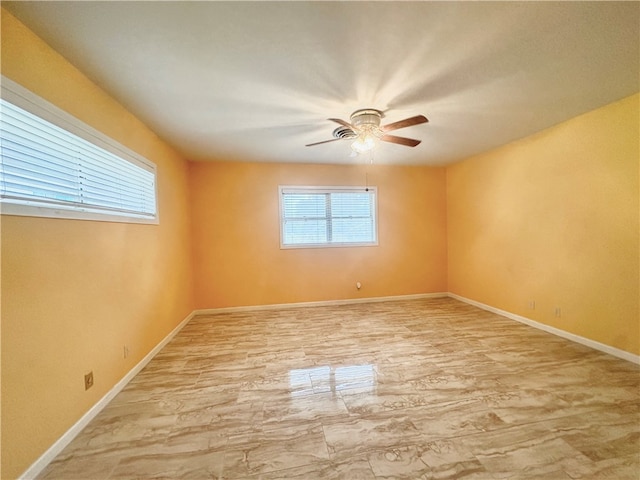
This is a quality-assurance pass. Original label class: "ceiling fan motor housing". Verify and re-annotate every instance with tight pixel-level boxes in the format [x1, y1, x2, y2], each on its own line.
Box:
[350, 109, 384, 128]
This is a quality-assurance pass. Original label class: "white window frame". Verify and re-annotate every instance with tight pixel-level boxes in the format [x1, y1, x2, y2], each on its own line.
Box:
[0, 76, 158, 224]
[279, 185, 378, 249]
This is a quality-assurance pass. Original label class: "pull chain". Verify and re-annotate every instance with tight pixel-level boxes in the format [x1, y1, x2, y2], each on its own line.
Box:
[364, 149, 374, 191]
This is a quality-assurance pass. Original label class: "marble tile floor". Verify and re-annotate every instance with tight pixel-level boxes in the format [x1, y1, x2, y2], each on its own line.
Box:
[38, 298, 640, 479]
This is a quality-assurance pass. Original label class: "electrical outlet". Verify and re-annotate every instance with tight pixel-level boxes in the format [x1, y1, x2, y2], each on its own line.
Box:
[528, 300, 536, 310]
[123, 345, 130, 359]
[555, 307, 562, 318]
[84, 371, 94, 390]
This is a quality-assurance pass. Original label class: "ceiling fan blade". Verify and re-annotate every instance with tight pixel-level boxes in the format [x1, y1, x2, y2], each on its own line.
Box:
[381, 134, 421, 147]
[306, 138, 342, 147]
[382, 115, 428, 132]
[328, 118, 355, 129]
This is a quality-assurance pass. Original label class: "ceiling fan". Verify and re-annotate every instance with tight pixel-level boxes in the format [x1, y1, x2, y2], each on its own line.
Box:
[306, 109, 428, 154]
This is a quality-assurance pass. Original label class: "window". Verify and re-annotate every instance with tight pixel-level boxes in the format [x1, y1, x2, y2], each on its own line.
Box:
[0, 77, 157, 224]
[279, 186, 378, 248]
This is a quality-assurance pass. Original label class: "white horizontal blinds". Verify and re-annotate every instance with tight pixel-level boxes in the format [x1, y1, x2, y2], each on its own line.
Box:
[1, 101, 80, 204]
[0, 99, 156, 218]
[281, 187, 377, 247]
[78, 147, 155, 215]
[330, 192, 375, 243]
[282, 192, 329, 244]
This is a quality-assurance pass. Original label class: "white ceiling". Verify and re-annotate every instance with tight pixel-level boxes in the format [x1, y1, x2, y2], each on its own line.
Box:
[4, 1, 639, 166]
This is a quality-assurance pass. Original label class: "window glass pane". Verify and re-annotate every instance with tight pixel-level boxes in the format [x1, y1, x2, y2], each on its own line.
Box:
[282, 193, 327, 219]
[332, 217, 374, 243]
[283, 219, 328, 244]
[330, 192, 372, 218]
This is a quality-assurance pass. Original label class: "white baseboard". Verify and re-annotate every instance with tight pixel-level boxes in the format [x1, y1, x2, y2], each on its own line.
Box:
[19, 311, 195, 480]
[194, 292, 449, 316]
[448, 293, 640, 365]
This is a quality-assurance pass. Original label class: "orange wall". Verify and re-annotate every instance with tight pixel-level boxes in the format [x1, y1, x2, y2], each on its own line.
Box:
[189, 161, 448, 308]
[447, 93, 640, 356]
[1, 10, 194, 479]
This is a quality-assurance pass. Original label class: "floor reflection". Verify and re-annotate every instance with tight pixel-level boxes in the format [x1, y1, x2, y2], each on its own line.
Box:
[289, 364, 376, 397]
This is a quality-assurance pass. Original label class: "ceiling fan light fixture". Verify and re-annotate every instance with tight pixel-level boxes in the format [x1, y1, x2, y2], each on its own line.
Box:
[350, 111, 384, 153]
[351, 133, 377, 153]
